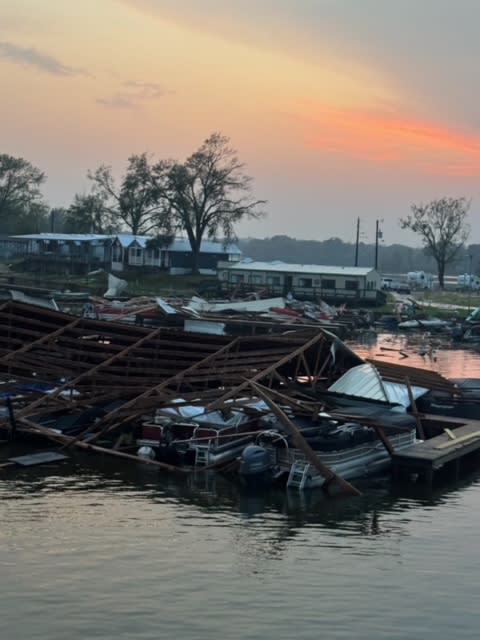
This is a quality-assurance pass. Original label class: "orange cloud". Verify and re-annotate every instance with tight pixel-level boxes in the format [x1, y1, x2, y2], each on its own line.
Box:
[302, 105, 480, 176]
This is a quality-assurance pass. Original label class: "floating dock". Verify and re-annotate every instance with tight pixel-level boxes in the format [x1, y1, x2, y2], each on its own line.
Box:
[392, 416, 480, 484]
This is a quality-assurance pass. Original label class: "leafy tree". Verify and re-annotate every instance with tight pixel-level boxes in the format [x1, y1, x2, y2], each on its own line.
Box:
[400, 197, 470, 287]
[153, 133, 265, 273]
[15, 201, 50, 233]
[88, 153, 165, 235]
[0, 154, 47, 233]
[145, 233, 175, 251]
[64, 193, 115, 234]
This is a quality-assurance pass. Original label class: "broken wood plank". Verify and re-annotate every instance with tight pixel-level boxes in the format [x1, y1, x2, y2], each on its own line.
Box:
[8, 451, 69, 466]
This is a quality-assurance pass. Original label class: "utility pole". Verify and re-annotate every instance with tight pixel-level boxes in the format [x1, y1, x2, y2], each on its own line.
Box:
[374, 220, 383, 270]
[468, 253, 473, 311]
[354, 217, 360, 266]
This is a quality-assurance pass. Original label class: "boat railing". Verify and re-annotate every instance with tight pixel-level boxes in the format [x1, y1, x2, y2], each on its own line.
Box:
[193, 425, 238, 448]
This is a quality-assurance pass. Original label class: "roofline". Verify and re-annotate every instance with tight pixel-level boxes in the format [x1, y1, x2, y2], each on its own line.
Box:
[219, 261, 378, 275]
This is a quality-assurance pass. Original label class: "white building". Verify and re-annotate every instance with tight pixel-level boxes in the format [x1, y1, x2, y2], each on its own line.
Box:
[111, 235, 242, 274]
[217, 260, 383, 304]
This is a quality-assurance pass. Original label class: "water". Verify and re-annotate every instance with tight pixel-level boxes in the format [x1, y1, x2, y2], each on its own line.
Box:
[349, 330, 480, 378]
[2, 333, 480, 640]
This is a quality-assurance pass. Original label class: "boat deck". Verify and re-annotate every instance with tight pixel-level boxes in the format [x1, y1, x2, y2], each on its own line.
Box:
[392, 415, 480, 484]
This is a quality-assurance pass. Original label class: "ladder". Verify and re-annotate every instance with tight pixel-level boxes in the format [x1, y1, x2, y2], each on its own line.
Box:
[195, 445, 210, 467]
[287, 461, 311, 490]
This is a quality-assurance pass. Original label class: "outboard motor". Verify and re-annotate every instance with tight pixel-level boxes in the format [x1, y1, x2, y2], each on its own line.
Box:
[137, 445, 156, 460]
[239, 445, 272, 486]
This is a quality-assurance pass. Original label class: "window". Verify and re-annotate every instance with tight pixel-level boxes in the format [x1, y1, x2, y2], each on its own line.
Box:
[112, 244, 122, 261]
[298, 278, 313, 288]
[345, 280, 359, 290]
[230, 274, 245, 283]
[248, 275, 263, 284]
[129, 247, 143, 265]
[321, 279, 336, 289]
[266, 276, 281, 286]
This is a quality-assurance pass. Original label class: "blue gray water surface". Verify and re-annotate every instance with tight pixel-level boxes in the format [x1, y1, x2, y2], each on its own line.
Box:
[2, 333, 480, 640]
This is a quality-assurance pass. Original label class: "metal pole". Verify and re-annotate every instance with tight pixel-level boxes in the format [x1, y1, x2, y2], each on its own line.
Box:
[374, 220, 379, 270]
[468, 253, 473, 311]
[6, 396, 17, 442]
[354, 217, 360, 266]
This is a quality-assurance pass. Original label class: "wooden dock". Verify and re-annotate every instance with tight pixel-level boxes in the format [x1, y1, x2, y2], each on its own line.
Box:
[392, 416, 480, 485]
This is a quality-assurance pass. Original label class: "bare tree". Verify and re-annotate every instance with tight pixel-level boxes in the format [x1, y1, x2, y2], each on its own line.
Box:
[88, 153, 166, 235]
[153, 133, 266, 273]
[400, 197, 471, 288]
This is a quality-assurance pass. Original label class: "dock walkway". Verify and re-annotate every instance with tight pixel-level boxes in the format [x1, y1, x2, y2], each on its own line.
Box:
[392, 416, 480, 484]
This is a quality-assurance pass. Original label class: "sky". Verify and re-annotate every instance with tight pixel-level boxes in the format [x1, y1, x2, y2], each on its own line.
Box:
[1, 0, 480, 247]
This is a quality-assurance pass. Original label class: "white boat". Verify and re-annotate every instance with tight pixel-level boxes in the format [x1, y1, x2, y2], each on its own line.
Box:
[239, 361, 421, 490]
[136, 401, 269, 467]
[397, 318, 451, 330]
[238, 411, 417, 490]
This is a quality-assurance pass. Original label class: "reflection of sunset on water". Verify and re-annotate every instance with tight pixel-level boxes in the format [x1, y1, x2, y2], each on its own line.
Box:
[347, 332, 480, 380]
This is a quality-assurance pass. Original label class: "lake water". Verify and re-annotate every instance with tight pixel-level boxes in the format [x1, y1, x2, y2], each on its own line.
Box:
[2, 332, 480, 640]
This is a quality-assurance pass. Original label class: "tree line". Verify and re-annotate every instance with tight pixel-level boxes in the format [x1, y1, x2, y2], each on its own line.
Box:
[0, 134, 474, 284]
[239, 235, 480, 280]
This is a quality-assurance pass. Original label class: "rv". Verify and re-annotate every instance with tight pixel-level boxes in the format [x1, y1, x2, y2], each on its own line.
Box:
[457, 274, 480, 291]
[407, 271, 434, 290]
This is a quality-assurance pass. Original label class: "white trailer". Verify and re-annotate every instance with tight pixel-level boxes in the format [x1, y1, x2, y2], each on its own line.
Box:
[457, 273, 480, 290]
[406, 271, 434, 289]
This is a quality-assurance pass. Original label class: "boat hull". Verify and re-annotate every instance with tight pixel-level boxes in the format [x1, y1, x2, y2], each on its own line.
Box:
[239, 430, 417, 490]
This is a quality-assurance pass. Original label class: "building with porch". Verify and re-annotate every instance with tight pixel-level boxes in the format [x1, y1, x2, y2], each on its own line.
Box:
[9, 233, 112, 274]
[9, 232, 242, 275]
[112, 234, 242, 273]
[217, 260, 384, 304]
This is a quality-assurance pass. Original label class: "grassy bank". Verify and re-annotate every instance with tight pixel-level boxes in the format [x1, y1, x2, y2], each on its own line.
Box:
[382, 289, 480, 322]
[0, 262, 218, 298]
[413, 288, 480, 309]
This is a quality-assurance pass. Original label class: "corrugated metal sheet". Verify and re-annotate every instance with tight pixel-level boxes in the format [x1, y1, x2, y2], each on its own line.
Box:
[368, 359, 458, 395]
[328, 363, 430, 408]
[328, 363, 388, 400]
[11, 233, 111, 241]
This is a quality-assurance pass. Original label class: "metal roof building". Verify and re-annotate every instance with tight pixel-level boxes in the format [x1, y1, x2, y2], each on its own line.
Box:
[217, 260, 383, 304]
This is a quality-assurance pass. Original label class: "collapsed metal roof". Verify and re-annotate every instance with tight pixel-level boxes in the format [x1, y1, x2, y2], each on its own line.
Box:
[0, 300, 362, 434]
[0, 301, 460, 442]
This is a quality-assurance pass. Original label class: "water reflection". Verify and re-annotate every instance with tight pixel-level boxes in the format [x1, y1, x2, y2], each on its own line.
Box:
[3, 335, 480, 570]
[348, 331, 480, 378]
[3, 341, 480, 640]
[3, 444, 480, 559]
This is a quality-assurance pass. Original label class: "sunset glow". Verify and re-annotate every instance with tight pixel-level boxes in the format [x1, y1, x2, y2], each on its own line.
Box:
[304, 107, 480, 175]
[1, 0, 480, 243]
